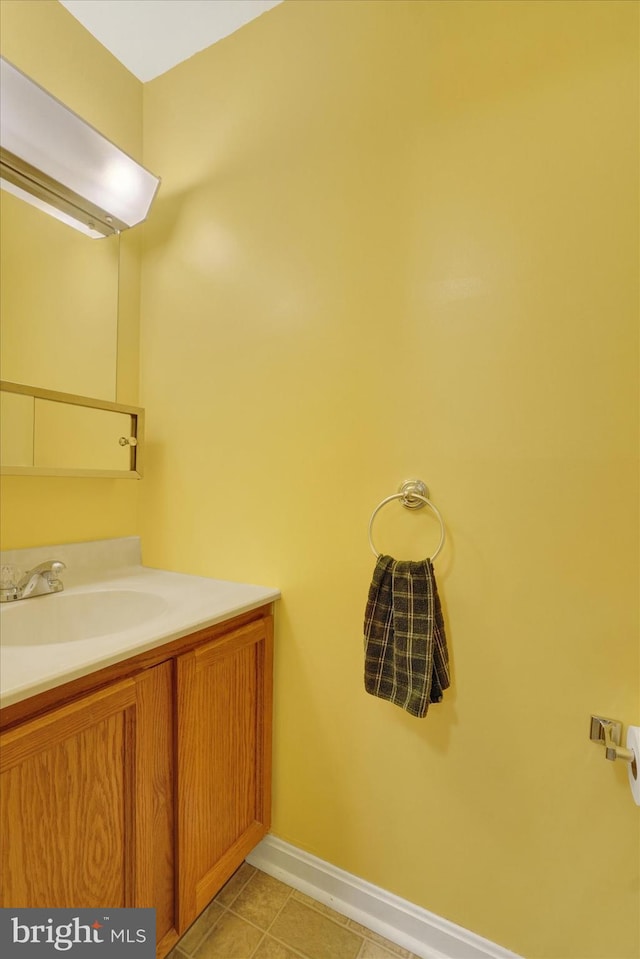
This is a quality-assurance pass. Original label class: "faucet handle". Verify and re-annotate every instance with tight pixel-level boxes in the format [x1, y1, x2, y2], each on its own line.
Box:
[44, 560, 66, 586]
[1, 564, 22, 586]
[16, 559, 66, 595]
[0, 565, 21, 602]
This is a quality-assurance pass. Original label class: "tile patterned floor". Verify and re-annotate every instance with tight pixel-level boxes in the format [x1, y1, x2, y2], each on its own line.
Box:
[168, 863, 422, 959]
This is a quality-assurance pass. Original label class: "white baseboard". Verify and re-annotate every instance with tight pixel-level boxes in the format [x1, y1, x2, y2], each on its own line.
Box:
[246, 835, 522, 959]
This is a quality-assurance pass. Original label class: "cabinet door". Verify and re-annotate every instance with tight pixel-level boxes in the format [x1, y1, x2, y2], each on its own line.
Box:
[0, 664, 175, 951]
[176, 617, 273, 930]
[33, 400, 133, 472]
[1, 679, 136, 907]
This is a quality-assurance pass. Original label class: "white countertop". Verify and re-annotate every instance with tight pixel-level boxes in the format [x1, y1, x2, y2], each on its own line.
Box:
[0, 538, 280, 709]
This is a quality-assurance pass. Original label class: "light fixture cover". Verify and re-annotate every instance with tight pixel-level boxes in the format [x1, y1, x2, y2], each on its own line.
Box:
[0, 57, 160, 237]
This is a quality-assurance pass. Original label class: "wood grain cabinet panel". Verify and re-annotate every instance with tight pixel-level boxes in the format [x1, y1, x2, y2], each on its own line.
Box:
[176, 617, 273, 931]
[134, 661, 176, 951]
[0, 608, 274, 959]
[0, 665, 176, 952]
[0, 680, 138, 908]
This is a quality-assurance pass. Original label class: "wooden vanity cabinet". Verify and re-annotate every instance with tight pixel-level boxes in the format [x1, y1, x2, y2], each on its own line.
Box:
[176, 616, 273, 931]
[0, 663, 173, 925]
[0, 663, 176, 951]
[0, 606, 274, 959]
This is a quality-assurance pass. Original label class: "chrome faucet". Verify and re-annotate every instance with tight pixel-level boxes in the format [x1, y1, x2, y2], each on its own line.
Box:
[0, 560, 66, 602]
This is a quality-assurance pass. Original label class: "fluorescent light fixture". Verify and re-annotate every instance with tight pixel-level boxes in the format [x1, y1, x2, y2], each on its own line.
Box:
[0, 57, 160, 238]
[0, 178, 108, 239]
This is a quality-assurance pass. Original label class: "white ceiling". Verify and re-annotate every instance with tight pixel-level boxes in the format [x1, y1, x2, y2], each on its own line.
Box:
[59, 0, 283, 82]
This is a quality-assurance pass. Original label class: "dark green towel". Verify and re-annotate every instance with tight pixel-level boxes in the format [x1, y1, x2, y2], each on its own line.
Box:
[364, 554, 450, 718]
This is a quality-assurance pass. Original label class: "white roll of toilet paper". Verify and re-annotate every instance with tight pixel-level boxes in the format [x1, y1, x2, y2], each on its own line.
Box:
[626, 726, 640, 806]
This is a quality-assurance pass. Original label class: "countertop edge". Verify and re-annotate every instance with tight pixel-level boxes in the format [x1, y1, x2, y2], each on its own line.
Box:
[0, 594, 278, 714]
[0, 567, 281, 710]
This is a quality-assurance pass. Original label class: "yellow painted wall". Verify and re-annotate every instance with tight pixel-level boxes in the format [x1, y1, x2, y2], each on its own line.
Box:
[141, 2, 639, 957]
[0, 0, 143, 549]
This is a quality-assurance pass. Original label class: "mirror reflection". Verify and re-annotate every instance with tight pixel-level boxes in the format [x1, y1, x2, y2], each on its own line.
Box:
[0, 190, 120, 401]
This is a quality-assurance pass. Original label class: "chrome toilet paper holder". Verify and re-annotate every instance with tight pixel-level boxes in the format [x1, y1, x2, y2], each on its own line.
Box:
[590, 715, 637, 772]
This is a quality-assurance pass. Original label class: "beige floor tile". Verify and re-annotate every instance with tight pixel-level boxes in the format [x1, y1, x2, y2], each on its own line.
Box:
[360, 941, 407, 959]
[193, 912, 263, 959]
[177, 901, 225, 955]
[252, 936, 306, 959]
[270, 899, 362, 959]
[214, 863, 257, 907]
[291, 890, 350, 926]
[346, 922, 412, 959]
[231, 870, 292, 930]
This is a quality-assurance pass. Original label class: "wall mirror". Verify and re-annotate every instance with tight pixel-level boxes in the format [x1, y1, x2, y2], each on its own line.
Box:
[0, 55, 159, 478]
[0, 381, 144, 479]
[0, 190, 120, 401]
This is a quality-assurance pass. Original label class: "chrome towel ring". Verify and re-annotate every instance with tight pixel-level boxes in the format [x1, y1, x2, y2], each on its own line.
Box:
[368, 479, 446, 561]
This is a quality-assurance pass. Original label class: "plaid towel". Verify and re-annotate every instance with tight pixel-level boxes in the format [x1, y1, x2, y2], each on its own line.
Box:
[364, 555, 450, 718]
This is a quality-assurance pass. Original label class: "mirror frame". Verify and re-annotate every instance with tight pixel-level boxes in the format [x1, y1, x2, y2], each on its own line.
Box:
[0, 380, 144, 479]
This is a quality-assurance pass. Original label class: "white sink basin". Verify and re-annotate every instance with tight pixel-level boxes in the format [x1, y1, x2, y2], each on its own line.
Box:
[0, 541, 280, 708]
[0, 589, 168, 645]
